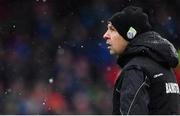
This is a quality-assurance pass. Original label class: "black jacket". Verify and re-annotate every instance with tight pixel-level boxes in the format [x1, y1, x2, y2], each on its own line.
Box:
[113, 31, 180, 115]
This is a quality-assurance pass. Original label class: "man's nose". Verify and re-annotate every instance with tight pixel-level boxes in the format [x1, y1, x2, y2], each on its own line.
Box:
[103, 31, 109, 40]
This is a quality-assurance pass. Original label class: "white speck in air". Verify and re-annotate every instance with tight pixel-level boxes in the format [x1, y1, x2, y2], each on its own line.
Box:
[101, 20, 105, 23]
[58, 45, 61, 49]
[168, 16, 172, 20]
[49, 78, 54, 84]
[98, 43, 102, 46]
[13, 25, 16, 29]
[107, 67, 111, 71]
[43, 102, 46, 105]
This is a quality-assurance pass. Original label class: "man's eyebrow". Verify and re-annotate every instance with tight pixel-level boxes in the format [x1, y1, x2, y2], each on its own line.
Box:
[108, 25, 115, 30]
[107, 21, 111, 25]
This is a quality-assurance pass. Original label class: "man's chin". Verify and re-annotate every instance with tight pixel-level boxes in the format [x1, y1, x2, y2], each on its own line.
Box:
[110, 50, 119, 56]
[109, 50, 115, 55]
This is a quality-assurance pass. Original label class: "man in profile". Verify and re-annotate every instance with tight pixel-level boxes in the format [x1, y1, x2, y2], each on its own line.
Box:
[103, 6, 180, 115]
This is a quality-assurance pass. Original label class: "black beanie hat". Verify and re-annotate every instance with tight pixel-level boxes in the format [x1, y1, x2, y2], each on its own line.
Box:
[109, 6, 152, 41]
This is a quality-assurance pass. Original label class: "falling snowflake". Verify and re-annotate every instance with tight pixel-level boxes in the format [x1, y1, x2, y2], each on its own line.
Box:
[49, 78, 54, 84]
[4, 88, 12, 95]
[58, 45, 65, 55]
[13, 25, 15, 28]
[98, 43, 102, 46]
[4, 91, 7, 95]
[107, 67, 111, 71]
[168, 16, 172, 20]
[101, 20, 105, 23]
[43, 102, 46, 105]
[81, 45, 84, 48]
[58, 45, 61, 49]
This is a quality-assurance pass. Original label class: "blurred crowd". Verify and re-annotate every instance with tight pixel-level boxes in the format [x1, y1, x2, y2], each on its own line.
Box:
[0, 0, 180, 114]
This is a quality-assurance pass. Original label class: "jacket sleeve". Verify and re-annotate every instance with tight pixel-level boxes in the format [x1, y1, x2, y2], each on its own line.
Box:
[118, 66, 150, 115]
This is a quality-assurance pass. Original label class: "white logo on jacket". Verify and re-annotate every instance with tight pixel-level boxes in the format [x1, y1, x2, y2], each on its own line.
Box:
[165, 83, 180, 94]
[153, 73, 164, 78]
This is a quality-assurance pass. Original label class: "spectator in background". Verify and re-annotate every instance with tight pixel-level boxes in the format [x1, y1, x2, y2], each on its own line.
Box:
[103, 6, 180, 115]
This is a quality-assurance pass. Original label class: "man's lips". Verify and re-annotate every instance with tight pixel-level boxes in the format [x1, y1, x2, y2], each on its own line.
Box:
[106, 41, 111, 49]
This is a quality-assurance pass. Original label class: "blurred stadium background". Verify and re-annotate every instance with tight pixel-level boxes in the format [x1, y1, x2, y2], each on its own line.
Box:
[0, 0, 180, 114]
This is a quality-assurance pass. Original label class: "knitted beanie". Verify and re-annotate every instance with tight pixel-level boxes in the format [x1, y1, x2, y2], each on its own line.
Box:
[109, 6, 152, 41]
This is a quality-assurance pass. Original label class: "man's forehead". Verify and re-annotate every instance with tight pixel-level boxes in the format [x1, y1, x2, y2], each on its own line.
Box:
[107, 22, 114, 28]
[107, 22, 116, 29]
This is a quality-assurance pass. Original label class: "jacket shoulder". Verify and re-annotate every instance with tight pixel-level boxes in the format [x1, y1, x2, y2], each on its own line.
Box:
[123, 56, 163, 77]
